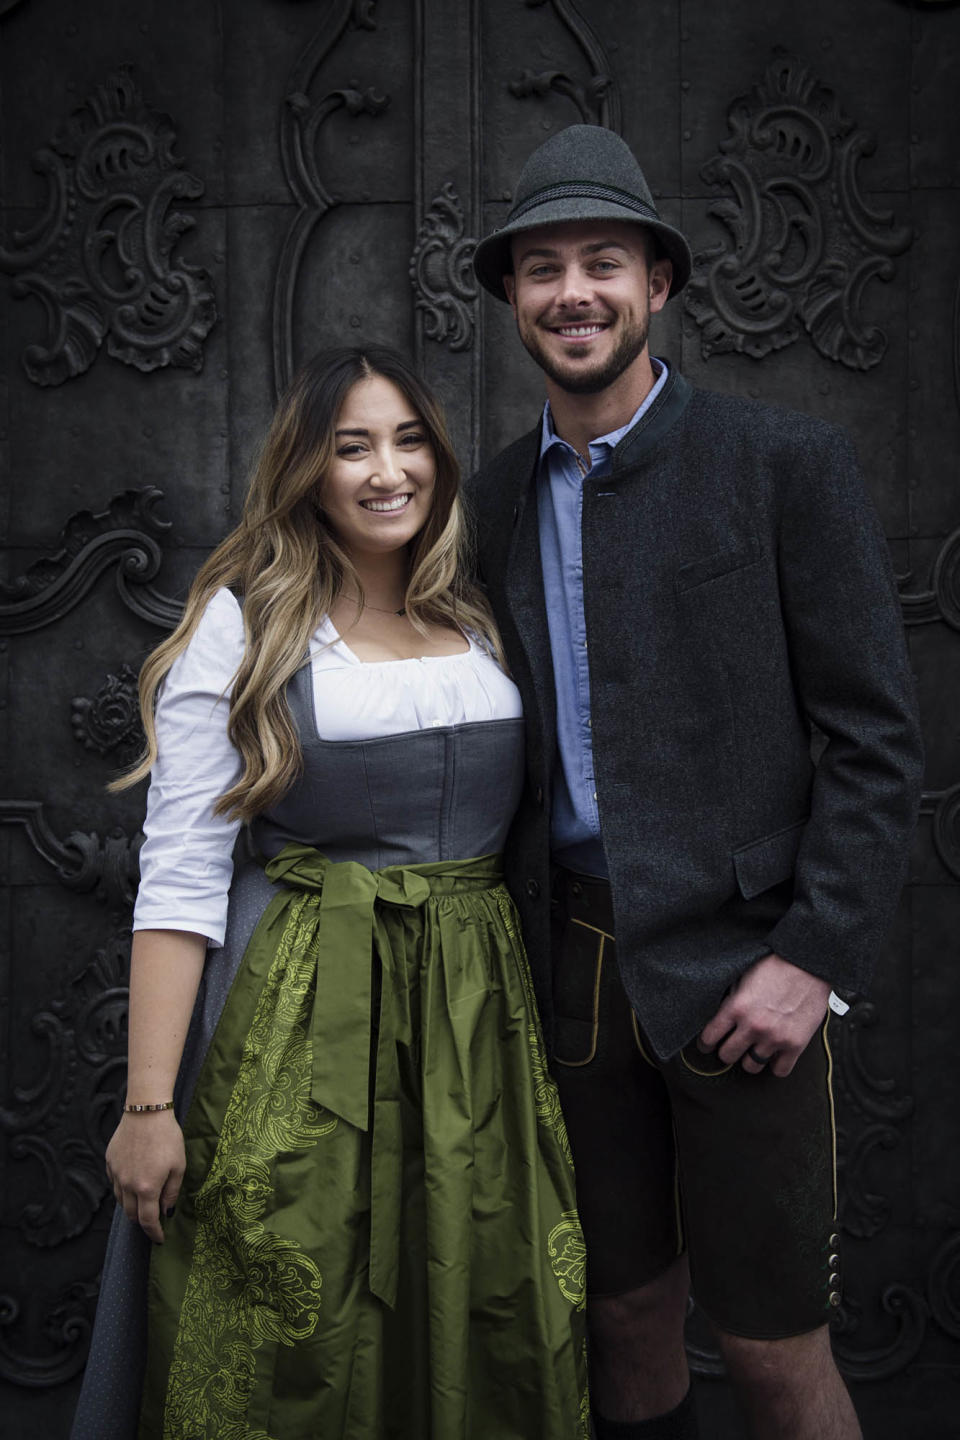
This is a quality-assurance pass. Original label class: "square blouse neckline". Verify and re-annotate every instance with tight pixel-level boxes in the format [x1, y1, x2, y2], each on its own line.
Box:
[317, 615, 473, 666]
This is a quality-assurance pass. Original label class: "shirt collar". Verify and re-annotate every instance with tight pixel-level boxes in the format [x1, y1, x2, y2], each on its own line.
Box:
[538, 357, 669, 465]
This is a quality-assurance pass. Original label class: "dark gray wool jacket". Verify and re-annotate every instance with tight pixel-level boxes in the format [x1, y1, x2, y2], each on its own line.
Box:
[466, 367, 924, 1060]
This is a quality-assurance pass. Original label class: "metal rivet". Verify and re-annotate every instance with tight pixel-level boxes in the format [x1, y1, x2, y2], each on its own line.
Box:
[829, 1291, 841, 1307]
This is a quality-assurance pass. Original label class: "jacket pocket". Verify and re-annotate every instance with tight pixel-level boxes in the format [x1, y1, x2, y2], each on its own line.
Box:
[675, 535, 761, 592]
[732, 818, 808, 900]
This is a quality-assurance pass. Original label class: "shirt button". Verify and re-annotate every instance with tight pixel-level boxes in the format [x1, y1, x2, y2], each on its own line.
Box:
[431, 718, 442, 727]
[593, 791, 598, 801]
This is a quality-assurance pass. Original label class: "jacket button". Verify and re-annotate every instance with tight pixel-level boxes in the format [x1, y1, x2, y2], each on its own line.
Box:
[828, 1291, 842, 1307]
[535, 786, 544, 806]
[526, 878, 541, 899]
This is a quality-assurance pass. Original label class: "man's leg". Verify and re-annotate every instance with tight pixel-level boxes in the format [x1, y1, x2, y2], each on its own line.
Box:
[587, 1258, 696, 1435]
[665, 1020, 854, 1440]
[715, 1325, 860, 1440]
[549, 870, 699, 1437]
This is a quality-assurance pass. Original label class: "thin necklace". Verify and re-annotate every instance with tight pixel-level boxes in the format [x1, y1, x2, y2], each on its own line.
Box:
[341, 592, 406, 616]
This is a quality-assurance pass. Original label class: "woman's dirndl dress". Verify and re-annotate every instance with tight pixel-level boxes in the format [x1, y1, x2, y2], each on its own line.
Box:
[71, 590, 588, 1440]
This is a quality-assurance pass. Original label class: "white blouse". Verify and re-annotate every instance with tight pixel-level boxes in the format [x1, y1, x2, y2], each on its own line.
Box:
[133, 587, 522, 944]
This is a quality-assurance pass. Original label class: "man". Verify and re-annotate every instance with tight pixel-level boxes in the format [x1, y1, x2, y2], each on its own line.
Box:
[467, 125, 922, 1440]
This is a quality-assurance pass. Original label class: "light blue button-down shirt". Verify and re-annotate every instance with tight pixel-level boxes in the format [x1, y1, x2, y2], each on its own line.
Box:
[537, 359, 669, 877]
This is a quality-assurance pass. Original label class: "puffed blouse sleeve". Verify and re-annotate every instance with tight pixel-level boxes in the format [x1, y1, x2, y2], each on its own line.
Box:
[132, 587, 246, 946]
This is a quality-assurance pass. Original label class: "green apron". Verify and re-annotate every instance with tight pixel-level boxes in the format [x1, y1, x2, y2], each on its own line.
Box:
[140, 846, 588, 1439]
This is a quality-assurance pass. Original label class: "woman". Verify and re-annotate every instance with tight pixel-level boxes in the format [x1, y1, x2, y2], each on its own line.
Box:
[72, 347, 587, 1440]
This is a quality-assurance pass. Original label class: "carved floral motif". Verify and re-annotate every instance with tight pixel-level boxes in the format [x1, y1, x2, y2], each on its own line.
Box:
[0, 66, 216, 386]
[72, 665, 144, 764]
[684, 50, 912, 371]
[409, 183, 478, 352]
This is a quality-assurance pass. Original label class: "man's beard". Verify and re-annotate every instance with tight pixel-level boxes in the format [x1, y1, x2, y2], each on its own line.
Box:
[518, 309, 650, 394]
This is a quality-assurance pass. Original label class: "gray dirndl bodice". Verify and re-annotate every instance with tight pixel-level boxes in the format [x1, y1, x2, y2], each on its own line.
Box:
[71, 656, 524, 1440]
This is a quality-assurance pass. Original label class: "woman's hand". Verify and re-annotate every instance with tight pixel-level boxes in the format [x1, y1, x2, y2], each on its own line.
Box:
[105, 1110, 186, 1244]
[109, 927, 207, 1242]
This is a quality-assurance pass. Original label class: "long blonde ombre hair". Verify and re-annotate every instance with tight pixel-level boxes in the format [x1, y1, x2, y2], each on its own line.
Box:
[113, 346, 503, 822]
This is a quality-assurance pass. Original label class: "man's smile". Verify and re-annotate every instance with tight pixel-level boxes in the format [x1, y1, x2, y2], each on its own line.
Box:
[550, 322, 610, 340]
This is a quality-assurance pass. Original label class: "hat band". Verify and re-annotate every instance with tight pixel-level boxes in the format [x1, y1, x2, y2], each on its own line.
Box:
[506, 181, 662, 227]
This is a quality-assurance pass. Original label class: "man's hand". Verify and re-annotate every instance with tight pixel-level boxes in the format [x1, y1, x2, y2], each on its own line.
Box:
[697, 953, 831, 1077]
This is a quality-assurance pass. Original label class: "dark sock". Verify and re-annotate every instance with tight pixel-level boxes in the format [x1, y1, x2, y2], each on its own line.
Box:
[592, 1386, 699, 1439]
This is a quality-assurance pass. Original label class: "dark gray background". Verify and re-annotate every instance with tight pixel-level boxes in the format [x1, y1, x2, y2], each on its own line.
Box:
[1, 1, 958, 1435]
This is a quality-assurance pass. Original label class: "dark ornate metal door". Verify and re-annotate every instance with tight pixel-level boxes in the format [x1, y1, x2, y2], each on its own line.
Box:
[2, 2, 957, 1435]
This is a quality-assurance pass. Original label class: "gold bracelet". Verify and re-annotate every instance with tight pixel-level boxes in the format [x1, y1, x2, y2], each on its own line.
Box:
[124, 1100, 175, 1113]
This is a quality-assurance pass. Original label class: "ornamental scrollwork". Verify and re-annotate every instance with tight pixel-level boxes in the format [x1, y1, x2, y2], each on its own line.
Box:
[832, 1000, 912, 1241]
[0, 66, 216, 387]
[0, 488, 182, 634]
[513, 0, 621, 131]
[684, 50, 912, 372]
[834, 1001, 914, 1127]
[898, 527, 960, 632]
[837, 1122, 901, 1239]
[0, 802, 142, 908]
[409, 184, 478, 352]
[831, 1284, 929, 1381]
[508, 69, 614, 127]
[72, 664, 144, 765]
[918, 785, 960, 883]
[927, 1232, 960, 1339]
[0, 929, 129, 1249]
[0, 1280, 100, 1387]
[274, 0, 390, 393]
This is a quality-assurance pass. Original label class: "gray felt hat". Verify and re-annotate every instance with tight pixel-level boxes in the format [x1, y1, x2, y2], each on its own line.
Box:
[473, 124, 692, 303]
